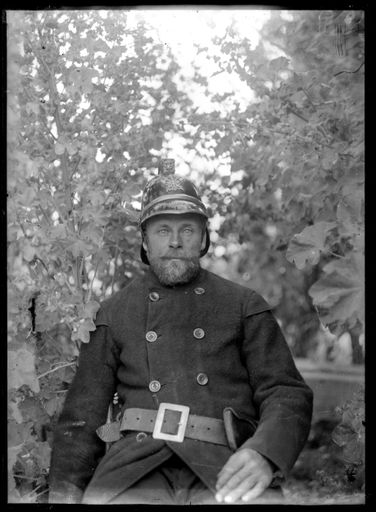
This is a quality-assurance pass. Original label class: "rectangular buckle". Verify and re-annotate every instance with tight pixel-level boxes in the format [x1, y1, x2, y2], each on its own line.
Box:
[152, 403, 190, 443]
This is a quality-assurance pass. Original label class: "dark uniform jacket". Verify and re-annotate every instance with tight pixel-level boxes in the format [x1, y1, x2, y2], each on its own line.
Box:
[48, 268, 313, 503]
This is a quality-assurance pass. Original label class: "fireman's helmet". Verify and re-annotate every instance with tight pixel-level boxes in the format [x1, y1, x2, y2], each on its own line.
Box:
[139, 159, 210, 265]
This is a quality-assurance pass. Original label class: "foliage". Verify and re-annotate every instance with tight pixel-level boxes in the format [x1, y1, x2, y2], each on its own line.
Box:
[7, 9, 190, 501]
[332, 387, 365, 489]
[7, 9, 364, 502]
[284, 417, 364, 504]
[184, 10, 364, 341]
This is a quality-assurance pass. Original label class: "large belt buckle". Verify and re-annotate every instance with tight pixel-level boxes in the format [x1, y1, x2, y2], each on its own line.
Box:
[152, 403, 190, 443]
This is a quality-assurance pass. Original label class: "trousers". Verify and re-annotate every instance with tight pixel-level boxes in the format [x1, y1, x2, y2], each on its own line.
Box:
[84, 453, 284, 505]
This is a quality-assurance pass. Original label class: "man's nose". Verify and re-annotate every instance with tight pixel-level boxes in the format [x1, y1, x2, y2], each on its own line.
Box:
[169, 232, 182, 248]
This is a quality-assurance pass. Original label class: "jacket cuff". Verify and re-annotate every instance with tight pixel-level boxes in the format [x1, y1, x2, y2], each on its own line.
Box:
[48, 482, 84, 504]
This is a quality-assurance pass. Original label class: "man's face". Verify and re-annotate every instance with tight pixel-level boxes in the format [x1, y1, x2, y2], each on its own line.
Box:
[143, 213, 207, 286]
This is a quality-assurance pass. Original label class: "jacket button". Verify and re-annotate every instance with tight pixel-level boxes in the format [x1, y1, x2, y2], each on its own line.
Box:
[149, 380, 161, 392]
[194, 287, 205, 295]
[193, 328, 205, 339]
[146, 331, 158, 343]
[196, 373, 209, 386]
[136, 432, 148, 442]
[149, 292, 160, 302]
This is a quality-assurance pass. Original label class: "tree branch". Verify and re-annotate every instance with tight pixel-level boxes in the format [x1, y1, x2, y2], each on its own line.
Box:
[38, 204, 52, 226]
[111, 244, 120, 295]
[31, 30, 76, 234]
[87, 258, 100, 302]
[334, 61, 364, 77]
[37, 361, 76, 379]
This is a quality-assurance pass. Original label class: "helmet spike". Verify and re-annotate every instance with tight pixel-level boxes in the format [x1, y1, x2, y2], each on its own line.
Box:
[158, 158, 175, 176]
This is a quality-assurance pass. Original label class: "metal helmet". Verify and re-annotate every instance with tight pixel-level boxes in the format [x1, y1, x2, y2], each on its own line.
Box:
[140, 159, 210, 265]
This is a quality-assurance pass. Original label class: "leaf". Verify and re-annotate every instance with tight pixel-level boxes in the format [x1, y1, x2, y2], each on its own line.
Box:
[8, 349, 40, 393]
[269, 56, 290, 72]
[30, 441, 52, 471]
[286, 222, 337, 269]
[332, 422, 356, 447]
[54, 142, 66, 155]
[123, 205, 140, 223]
[309, 253, 364, 328]
[8, 483, 22, 504]
[8, 399, 23, 423]
[343, 439, 365, 465]
[66, 143, 78, 156]
[336, 188, 364, 235]
[25, 102, 40, 115]
[8, 444, 24, 472]
[68, 239, 92, 258]
[83, 300, 100, 319]
[22, 240, 37, 262]
[75, 318, 97, 343]
[8, 420, 34, 446]
[19, 396, 50, 431]
[49, 224, 67, 239]
[44, 395, 65, 417]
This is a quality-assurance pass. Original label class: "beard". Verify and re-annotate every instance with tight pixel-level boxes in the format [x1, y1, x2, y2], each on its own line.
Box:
[149, 254, 201, 286]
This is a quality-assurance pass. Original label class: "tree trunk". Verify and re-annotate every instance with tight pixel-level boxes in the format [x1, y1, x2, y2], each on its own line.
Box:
[349, 327, 364, 365]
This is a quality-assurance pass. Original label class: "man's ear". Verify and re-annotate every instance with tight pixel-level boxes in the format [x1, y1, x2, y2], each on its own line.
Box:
[142, 238, 148, 252]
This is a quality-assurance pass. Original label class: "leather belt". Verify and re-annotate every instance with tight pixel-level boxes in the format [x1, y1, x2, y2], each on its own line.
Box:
[97, 403, 229, 446]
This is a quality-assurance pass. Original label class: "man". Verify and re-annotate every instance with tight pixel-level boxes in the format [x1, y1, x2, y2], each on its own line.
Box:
[48, 159, 313, 504]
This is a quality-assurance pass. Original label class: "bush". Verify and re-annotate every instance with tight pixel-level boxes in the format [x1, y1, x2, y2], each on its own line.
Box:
[332, 387, 365, 490]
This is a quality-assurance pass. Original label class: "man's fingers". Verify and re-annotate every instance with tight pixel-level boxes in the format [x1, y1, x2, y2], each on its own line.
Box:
[215, 473, 257, 504]
[241, 481, 267, 502]
[216, 455, 245, 488]
[215, 465, 254, 498]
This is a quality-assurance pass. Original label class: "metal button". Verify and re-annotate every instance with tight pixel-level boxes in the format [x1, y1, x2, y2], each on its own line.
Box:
[194, 287, 205, 295]
[149, 380, 161, 392]
[146, 331, 158, 343]
[149, 292, 160, 302]
[193, 328, 205, 339]
[196, 373, 209, 386]
[136, 432, 148, 442]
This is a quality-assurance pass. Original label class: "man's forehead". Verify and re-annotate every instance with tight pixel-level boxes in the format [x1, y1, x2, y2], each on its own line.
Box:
[146, 213, 204, 227]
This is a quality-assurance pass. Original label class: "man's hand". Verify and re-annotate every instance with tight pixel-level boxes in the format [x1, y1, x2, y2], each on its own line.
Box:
[215, 448, 274, 503]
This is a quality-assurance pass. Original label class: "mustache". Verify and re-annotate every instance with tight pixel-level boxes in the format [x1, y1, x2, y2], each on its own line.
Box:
[161, 254, 190, 260]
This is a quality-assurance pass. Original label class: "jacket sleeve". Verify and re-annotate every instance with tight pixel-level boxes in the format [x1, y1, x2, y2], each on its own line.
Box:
[48, 308, 119, 503]
[239, 298, 313, 478]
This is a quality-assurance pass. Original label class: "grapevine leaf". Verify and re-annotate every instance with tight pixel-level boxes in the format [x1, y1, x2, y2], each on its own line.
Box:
[286, 222, 337, 269]
[309, 253, 364, 328]
[76, 318, 97, 343]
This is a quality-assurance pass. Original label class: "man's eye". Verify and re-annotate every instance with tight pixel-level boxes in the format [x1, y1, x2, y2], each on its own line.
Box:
[183, 228, 193, 234]
[159, 229, 169, 235]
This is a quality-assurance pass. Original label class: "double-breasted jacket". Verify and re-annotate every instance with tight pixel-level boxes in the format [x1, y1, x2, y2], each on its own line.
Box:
[48, 268, 313, 503]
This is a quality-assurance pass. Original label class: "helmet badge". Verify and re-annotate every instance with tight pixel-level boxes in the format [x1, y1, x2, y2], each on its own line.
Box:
[158, 158, 175, 176]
